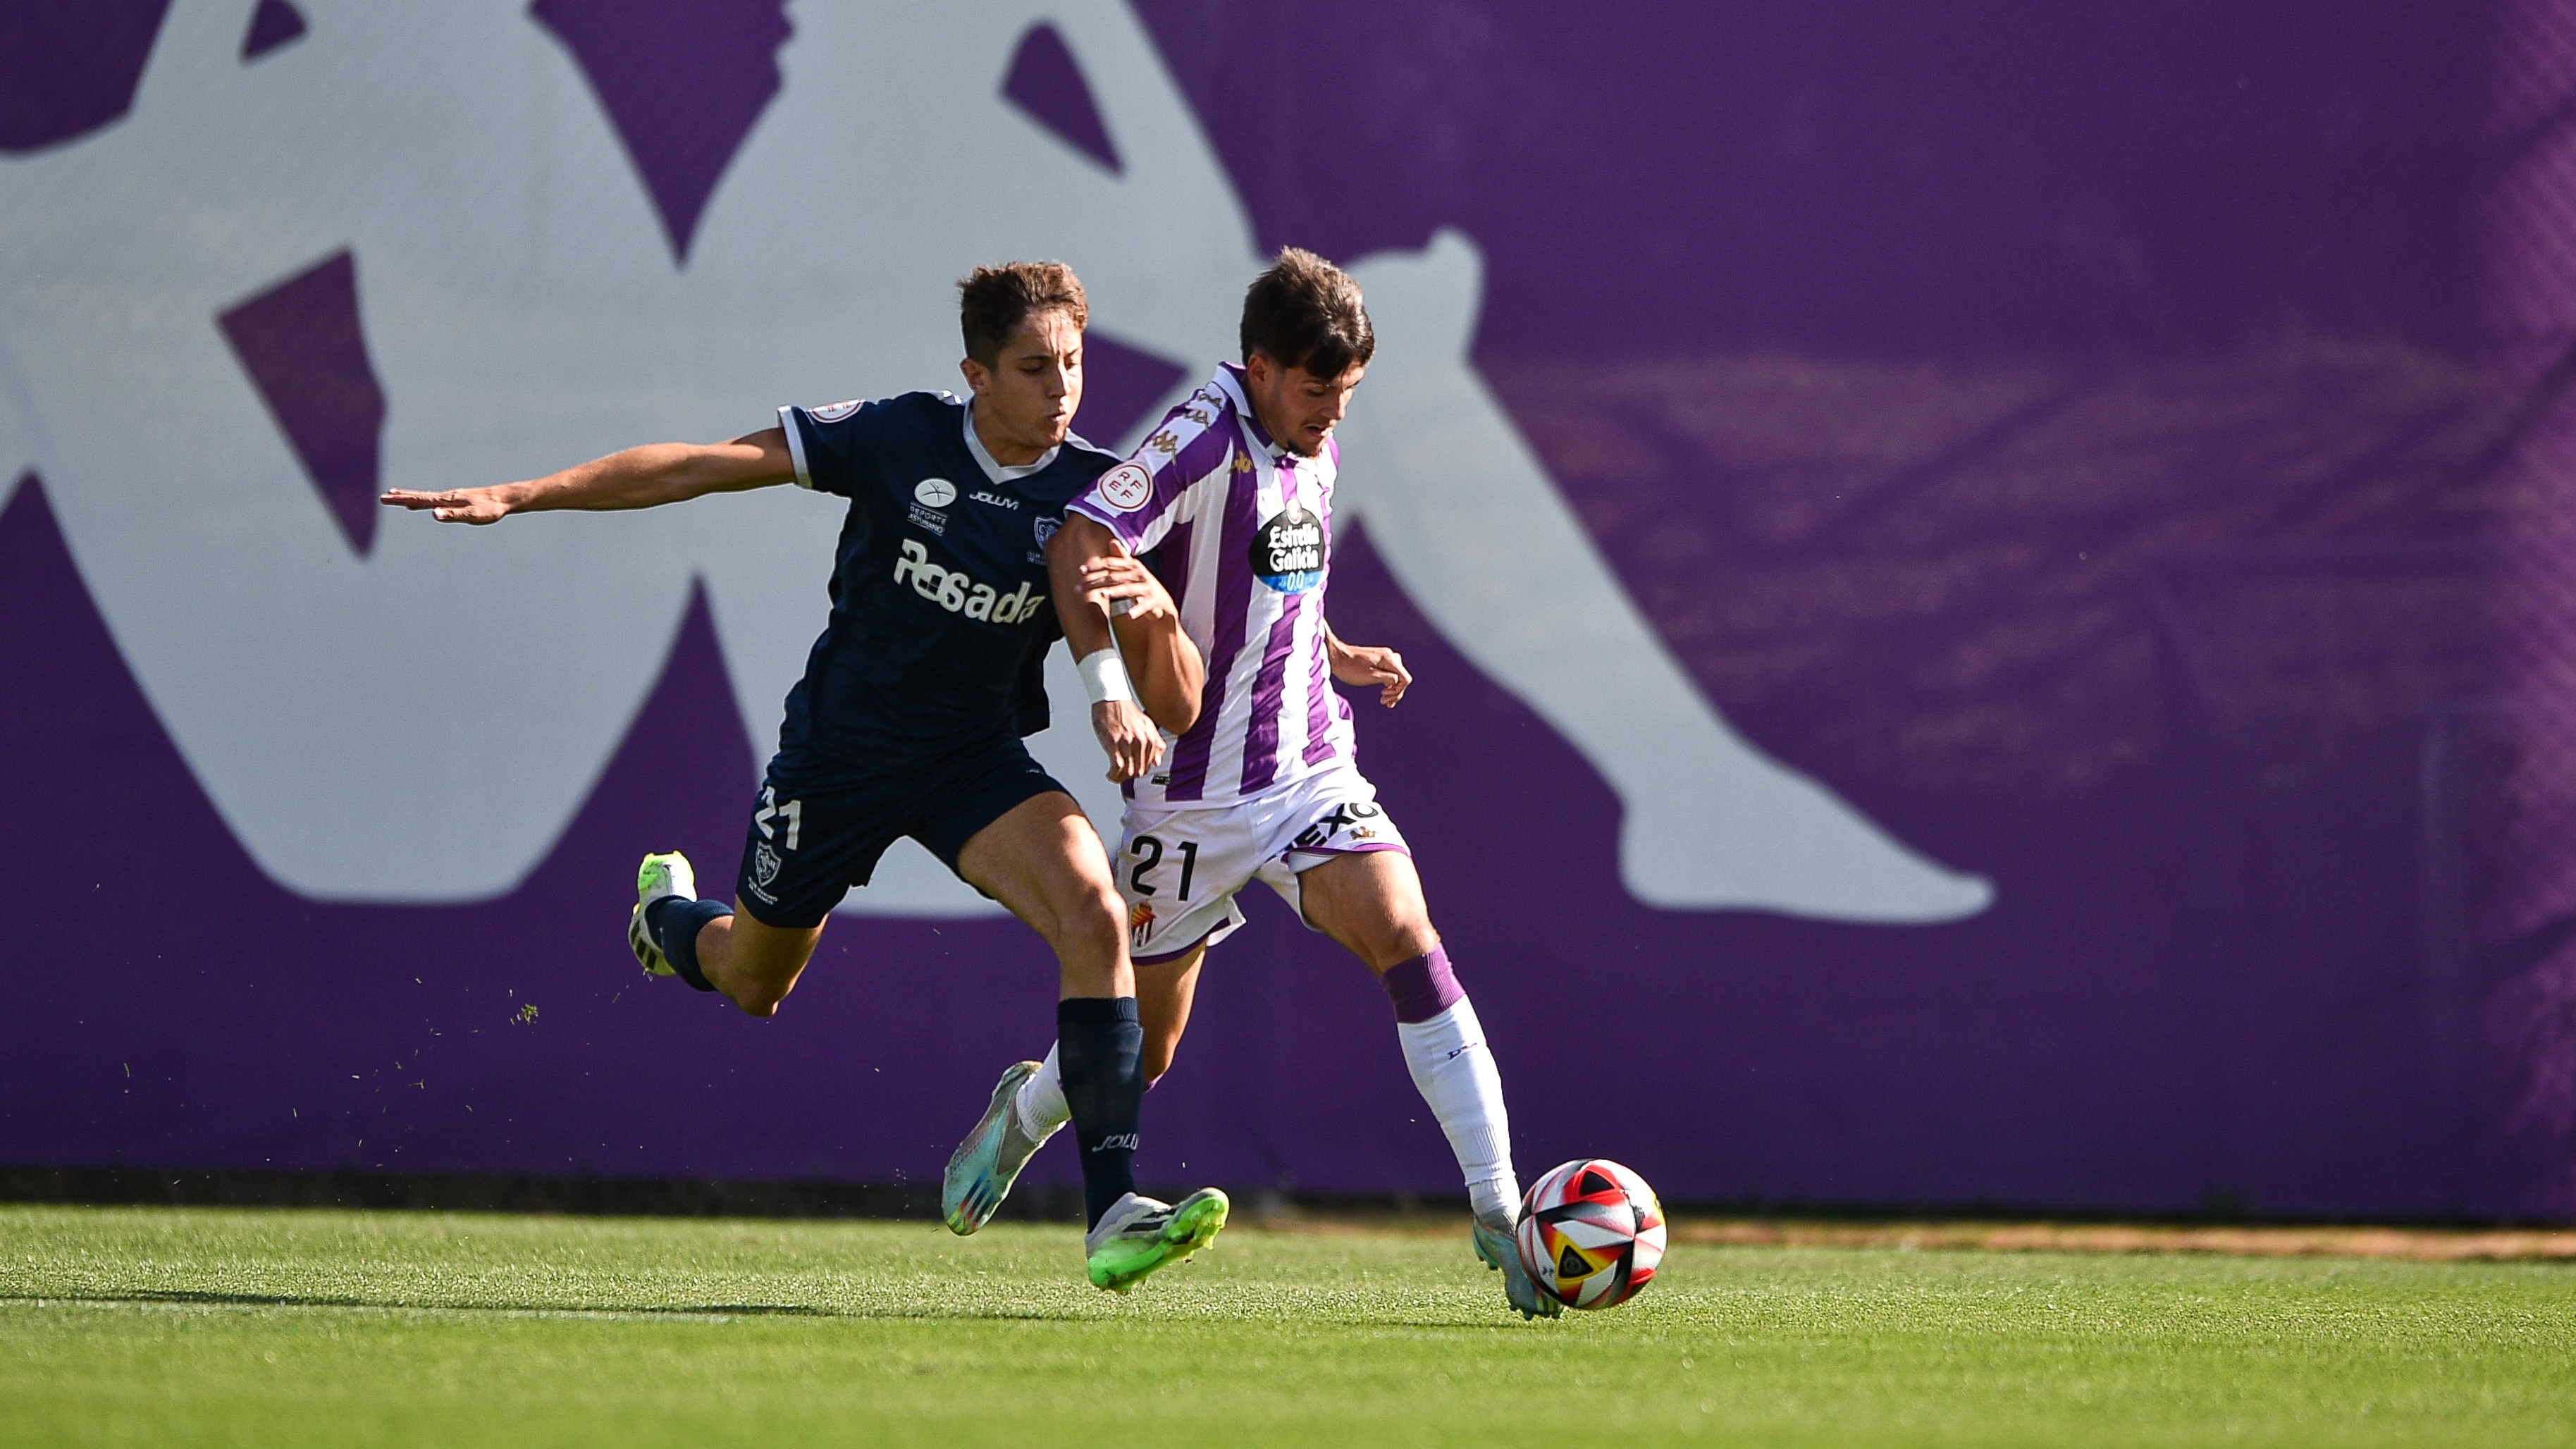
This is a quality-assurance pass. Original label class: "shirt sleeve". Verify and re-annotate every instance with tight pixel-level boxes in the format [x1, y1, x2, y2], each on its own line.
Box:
[775, 398, 875, 498]
[1067, 423, 1230, 556]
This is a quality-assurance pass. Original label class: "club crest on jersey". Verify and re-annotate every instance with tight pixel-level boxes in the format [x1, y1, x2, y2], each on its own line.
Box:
[892, 539, 1042, 623]
[914, 477, 959, 507]
[1097, 462, 1152, 512]
[1033, 515, 1060, 548]
[811, 399, 862, 422]
[1251, 505, 1325, 593]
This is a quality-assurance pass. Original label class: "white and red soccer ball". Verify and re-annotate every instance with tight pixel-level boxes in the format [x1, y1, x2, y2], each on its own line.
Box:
[1517, 1159, 1666, 1310]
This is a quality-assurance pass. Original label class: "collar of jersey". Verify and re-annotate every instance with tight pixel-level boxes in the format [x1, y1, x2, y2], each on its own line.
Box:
[959, 397, 1059, 486]
[1213, 362, 1298, 467]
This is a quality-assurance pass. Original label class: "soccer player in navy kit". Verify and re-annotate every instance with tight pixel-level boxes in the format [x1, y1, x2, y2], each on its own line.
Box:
[382, 263, 1228, 1290]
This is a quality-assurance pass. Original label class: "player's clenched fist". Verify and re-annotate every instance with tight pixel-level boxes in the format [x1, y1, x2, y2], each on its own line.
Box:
[1327, 630, 1410, 707]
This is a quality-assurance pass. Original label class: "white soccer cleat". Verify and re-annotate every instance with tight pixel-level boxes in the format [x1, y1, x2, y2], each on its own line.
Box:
[942, 1060, 1058, 1235]
[627, 850, 696, 978]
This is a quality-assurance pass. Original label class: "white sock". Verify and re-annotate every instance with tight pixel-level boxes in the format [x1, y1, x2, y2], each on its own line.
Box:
[1015, 1042, 1070, 1139]
[1395, 994, 1520, 1228]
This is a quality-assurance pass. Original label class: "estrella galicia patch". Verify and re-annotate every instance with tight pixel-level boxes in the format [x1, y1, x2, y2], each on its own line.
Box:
[1250, 505, 1324, 593]
[810, 399, 863, 422]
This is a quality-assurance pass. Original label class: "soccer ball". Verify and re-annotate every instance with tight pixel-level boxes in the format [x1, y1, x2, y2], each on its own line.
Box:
[1517, 1159, 1666, 1310]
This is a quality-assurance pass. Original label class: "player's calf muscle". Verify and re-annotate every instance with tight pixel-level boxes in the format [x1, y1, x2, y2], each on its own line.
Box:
[703, 911, 820, 1016]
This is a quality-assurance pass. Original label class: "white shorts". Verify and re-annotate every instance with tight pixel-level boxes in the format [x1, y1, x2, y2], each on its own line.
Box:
[1116, 764, 1411, 962]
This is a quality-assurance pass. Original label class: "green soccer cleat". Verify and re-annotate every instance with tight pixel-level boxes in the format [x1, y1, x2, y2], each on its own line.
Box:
[627, 851, 696, 978]
[942, 1060, 1057, 1235]
[1085, 1188, 1230, 1292]
[1475, 1217, 1564, 1320]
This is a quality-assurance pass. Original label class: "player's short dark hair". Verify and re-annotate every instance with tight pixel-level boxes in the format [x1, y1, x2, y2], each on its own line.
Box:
[958, 261, 1088, 366]
[1240, 247, 1374, 378]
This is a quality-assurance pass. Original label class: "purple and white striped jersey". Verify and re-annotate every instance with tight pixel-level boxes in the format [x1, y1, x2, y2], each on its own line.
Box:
[1068, 362, 1356, 810]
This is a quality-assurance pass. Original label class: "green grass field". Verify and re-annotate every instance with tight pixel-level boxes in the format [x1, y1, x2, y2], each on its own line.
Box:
[4, 1204, 2573, 1447]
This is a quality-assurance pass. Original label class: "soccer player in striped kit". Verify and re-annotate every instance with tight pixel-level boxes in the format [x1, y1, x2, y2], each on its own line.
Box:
[944, 249, 1558, 1319]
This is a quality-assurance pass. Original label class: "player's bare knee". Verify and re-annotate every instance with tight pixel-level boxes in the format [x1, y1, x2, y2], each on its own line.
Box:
[1365, 916, 1440, 972]
[1037, 880, 1114, 942]
[1396, 916, 1441, 962]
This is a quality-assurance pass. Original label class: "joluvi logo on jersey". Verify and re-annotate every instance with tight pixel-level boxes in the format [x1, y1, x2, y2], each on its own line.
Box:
[892, 540, 1044, 623]
[1251, 505, 1325, 593]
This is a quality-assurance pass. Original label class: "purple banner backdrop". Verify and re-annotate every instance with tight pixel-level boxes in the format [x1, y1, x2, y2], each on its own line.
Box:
[4, 0, 2572, 1218]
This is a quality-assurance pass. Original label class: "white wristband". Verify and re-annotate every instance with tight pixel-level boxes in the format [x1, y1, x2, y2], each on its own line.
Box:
[1078, 647, 1135, 705]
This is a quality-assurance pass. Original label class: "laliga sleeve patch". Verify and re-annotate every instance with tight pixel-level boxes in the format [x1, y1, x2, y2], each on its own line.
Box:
[1096, 461, 1153, 513]
[810, 399, 862, 421]
[1251, 505, 1325, 593]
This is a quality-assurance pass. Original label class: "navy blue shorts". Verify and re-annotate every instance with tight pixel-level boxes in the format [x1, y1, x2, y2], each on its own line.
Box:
[732, 735, 1069, 929]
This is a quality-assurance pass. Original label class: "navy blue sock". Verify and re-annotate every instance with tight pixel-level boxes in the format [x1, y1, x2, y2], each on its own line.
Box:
[646, 896, 730, 993]
[1056, 997, 1143, 1228]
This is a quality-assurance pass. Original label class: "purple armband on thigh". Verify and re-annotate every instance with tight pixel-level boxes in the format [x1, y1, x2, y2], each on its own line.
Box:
[1381, 945, 1465, 1025]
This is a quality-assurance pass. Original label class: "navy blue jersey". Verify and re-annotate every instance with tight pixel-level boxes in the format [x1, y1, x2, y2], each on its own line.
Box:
[773, 390, 1119, 764]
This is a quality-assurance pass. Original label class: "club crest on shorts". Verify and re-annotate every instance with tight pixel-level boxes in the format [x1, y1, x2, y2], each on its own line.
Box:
[752, 841, 782, 888]
[1097, 462, 1152, 512]
[1251, 505, 1325, 593]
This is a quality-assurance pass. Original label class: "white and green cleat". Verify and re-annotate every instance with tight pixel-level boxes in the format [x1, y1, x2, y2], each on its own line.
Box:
[627, 851, 696, 978]
[1474, 1216, 1563, 1320]
[942, 1061, 1058, 1235]
[1085, 1188, 1229, 1292]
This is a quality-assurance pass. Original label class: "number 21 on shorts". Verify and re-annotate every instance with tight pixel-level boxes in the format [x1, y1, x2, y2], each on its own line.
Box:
[1128, 834, 1197, 901]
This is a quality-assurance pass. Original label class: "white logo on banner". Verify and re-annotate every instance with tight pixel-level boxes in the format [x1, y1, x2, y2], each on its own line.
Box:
[0, 1, 1987, 923]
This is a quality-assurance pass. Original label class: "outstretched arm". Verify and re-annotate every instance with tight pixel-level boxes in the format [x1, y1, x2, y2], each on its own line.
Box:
[381, 428, 798, 524]
[1048, 514, 1204, 779]
[1324, 622, 1410, 707]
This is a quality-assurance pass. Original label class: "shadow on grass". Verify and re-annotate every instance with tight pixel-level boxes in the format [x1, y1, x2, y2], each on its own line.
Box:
[0, 1290, 828, 1317]
[0, 1290, 1534, 1329]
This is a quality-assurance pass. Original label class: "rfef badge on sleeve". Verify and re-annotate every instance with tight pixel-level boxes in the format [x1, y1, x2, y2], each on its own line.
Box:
[1096, 462, 1152, 512]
